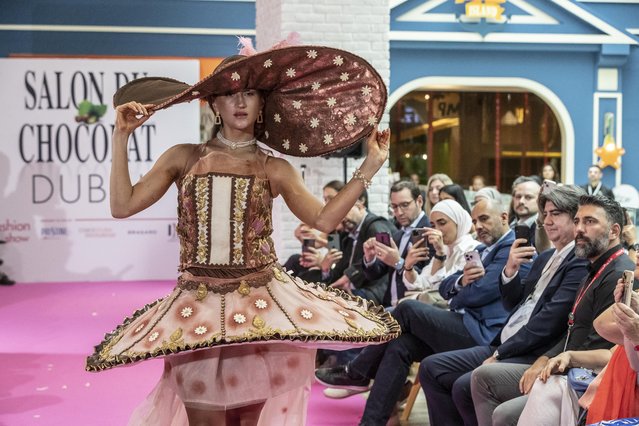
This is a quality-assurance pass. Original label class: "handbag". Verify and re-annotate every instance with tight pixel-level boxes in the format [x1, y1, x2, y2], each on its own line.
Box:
[568, 367, 597, 392]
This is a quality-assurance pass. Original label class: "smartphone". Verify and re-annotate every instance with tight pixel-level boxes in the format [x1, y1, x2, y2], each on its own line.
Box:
[622, 270, 634, 306]
[375, 231, 392, 247]
[464, 250, 483, 268]
[302, 238, 315, 253]
[327, 233, 341, 251]
[514, 224, 532, 246]
[411, 229, 425, 245]
[542, 179, 557, 195]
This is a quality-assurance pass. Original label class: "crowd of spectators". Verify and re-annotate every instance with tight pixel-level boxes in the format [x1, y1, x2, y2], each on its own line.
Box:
[286, 166, 639, 425]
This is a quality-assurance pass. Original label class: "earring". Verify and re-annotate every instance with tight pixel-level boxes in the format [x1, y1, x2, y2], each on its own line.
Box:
[214, 111, 221, 125]
[257, 111, 263, 124]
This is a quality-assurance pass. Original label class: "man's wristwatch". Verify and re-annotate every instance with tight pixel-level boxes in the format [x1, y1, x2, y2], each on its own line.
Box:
[394, 258, 405, 271]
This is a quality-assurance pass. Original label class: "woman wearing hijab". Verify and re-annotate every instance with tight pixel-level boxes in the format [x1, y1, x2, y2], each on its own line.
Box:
[402, 199, 480, 297]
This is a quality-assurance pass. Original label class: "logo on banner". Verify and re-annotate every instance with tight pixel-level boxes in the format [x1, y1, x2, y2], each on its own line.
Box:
[0, 219, 31, 243]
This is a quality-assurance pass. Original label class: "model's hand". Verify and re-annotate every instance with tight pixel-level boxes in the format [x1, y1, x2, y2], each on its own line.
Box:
[361, 127, 390, 172]
[114, 101, 155, 135]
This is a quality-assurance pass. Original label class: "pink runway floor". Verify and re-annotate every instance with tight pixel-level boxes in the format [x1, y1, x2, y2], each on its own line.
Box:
[0, 281, 366, 425]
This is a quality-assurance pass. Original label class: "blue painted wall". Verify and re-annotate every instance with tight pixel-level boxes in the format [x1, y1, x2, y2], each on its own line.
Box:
[1, 0, 637, 187]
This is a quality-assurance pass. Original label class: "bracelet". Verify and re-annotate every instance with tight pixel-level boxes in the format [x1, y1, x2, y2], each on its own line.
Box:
[351, 168, 372, 189]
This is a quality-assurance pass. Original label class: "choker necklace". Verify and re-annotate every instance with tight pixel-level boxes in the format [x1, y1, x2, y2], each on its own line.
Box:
[216, 131, 257, 150]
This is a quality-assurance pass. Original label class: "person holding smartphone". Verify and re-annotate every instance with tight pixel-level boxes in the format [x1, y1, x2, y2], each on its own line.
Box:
[402, 200, 480, 305]
[360, 181, 431, 307]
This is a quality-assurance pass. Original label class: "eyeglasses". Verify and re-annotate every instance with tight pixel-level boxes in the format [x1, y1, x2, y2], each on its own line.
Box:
[390, 199, 416, 212]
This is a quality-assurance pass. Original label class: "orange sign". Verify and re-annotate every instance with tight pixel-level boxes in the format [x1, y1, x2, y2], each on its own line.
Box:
[455, 0, 506, 20]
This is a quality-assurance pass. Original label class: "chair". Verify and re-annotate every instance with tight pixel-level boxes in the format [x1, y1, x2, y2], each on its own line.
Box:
[400, 373, 422, 421]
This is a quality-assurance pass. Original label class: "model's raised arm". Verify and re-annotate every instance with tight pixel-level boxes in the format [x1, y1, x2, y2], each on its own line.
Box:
[110, 102, 187, 218]
[268, 128, 390, 232]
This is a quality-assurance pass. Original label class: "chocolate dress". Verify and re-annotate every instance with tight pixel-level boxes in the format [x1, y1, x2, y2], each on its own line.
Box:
[86, 145, 399, 410]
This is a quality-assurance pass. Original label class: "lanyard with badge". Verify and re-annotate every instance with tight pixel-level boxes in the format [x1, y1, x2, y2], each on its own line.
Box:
[564, 248, 624, 351]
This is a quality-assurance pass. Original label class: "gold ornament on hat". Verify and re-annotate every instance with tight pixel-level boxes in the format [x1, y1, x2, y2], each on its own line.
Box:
[595, 113, 625, 169]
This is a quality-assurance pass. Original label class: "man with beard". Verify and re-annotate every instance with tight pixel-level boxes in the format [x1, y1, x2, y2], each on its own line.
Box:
[324, 189, 396, 305]
[418, 185, 588, 426]
[316, 198, 530, 425]
[470, 194, 633, 426]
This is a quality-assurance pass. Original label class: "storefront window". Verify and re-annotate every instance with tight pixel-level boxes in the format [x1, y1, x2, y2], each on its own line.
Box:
[389, 91, 562, 190]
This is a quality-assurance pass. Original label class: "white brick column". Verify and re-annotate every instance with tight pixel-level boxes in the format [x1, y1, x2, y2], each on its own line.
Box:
[256, 0, 391, 262]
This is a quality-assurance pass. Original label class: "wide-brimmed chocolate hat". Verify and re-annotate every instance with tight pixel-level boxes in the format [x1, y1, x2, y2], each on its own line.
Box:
[113, 45, 387, 157]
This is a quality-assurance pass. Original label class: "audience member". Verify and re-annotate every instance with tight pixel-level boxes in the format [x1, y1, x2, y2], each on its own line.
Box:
[283, 180, 345, 277]
[425, 173, 453, 214]
[410, 173, 428, 204]
[471, 175, 487, 192]
[322, 189, 396, 305]
[361, 181, 430, 308]
[315, 198, 529, 425]
[440, 184, 472, 214]
[623, 208, 638, 263]
[402, 199, 480, 307]
[581, 165, 615, 199]
[420, 185, 588, 426]
[541, 163, 559, 182]
[471, 194, 634, 426]
[474, 187, 503, 206]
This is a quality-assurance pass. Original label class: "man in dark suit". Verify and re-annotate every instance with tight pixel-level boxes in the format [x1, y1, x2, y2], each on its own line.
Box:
[581, 164, 615, 199]
[361, 180, 430, 307]
[325, 189, 396, 305]
[419, 185, 589, 426]
[315, 198, 528, 425]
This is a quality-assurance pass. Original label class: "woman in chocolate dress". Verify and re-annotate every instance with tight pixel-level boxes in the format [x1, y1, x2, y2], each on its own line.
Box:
[86, 42, 399, 425]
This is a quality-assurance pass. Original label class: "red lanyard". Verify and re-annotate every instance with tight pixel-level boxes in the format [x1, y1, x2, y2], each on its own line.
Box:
[567, 248, 624, 327]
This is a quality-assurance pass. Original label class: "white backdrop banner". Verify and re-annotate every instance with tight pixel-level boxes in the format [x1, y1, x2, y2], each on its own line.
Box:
[0, 58, 199, 283]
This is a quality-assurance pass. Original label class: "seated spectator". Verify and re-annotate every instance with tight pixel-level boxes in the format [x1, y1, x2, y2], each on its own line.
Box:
[420, 185, 587, 426]
[425, 173, 453, 214]
[474, 187, 502, 206]
[518, 273, 639, 425]
[471, 175, 487, 192]
[361, 180, 430, 308]
[440, 184, 472, 214]
[283, 180, 344, 276]
[470, 194, 634, 426]
[315, 198, 528, 425]
[321, 189, 396, 305]
[541, 163, 559, 183]
[402, 199, 480, 306]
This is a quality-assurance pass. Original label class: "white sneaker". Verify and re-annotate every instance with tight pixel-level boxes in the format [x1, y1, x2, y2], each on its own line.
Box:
[323, 387, 369, 399]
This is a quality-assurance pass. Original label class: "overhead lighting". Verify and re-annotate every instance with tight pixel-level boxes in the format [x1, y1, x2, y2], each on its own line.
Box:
[501, 110, 518, 126]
